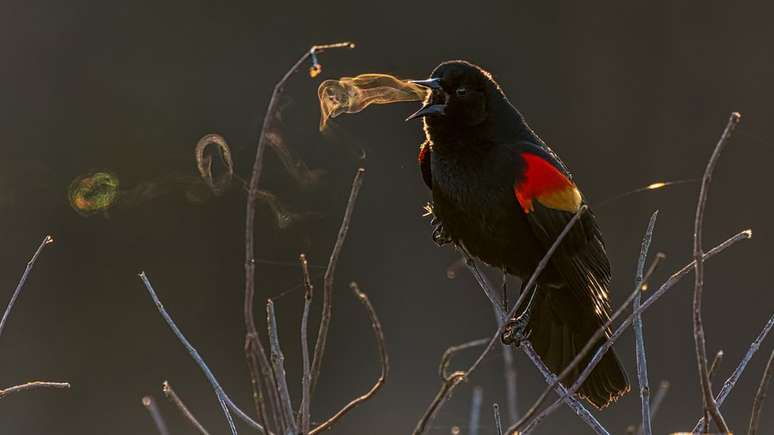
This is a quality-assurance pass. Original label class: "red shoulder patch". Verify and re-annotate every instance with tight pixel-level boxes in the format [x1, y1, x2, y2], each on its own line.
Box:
[515, 153, 581, 213]
[418, 142, 429, 163]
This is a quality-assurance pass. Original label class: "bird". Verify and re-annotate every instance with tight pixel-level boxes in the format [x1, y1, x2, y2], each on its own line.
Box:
[407, 60, 629, 409]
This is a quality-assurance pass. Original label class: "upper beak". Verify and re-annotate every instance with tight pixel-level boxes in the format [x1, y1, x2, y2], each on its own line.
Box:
[406, 78, 446, 121]
[408, 78, 443, 90]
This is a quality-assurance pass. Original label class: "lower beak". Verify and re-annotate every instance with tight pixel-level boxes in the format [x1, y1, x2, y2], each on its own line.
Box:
[405, 103, 447, 121]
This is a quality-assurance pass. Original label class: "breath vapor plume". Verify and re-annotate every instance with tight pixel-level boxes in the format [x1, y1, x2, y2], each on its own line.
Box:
[318, 74, 429, 130]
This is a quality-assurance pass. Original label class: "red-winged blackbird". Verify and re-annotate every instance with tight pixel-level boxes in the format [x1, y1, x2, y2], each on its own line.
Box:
[408, 60, 629, 409]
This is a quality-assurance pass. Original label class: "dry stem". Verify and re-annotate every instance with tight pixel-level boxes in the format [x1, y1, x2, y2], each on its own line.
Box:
[692, 112, 740, 433]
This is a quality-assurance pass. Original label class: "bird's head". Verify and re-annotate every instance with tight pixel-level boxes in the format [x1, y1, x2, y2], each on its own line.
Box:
[406, 60, 502, 129]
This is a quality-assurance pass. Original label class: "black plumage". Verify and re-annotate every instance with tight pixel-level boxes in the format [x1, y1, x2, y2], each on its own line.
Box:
[411, 60, 629, 409]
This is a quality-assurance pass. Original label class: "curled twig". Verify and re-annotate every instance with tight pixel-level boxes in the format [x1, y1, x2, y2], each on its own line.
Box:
[162, 381, 210, 435]
[692, 112, 740, 433]
[309, 282, 388, 434]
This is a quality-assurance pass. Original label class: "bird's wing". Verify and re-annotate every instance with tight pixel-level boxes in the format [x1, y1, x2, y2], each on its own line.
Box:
[418, 140, 432, 189]
[513, 143, 612, 319]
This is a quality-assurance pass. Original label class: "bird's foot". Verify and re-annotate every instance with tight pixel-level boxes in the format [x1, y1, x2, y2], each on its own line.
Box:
[431, 216, 452, 246]
[501, 314, 530, 347]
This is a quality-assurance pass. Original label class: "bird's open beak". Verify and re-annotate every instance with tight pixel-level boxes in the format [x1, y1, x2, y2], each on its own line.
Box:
[405, 78, 447, 121]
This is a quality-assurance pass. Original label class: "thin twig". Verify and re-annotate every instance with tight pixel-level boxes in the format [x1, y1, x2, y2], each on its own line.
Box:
[310, 168, 366, 398]
[298, 253, 314, 433]
[493, 403, 503, 435]
[709, 350, 724, 381]
[635, 380, 670, 435]
[0, 235, 53, 339]
[440, 338, 490, 380]
[520, 343, 608, 435]
[309, 282, 387, 435]
[633, 212, 659, 435]
[692, 313, 774, 432]
[162, 381, 211, 435]
[649, 380, 671, 421]
[266, 300, 297, 434]
[501, 345, 519, 424]
[243, 41, 354, 423]
[692, 111, 740, 433]
[413, 206, 590, 435]
[748, 348, 774, 435]
[469, 386, 483, 435]
[142, 396, 170, 435]
[468, 261, 605, 434]
[139, 272, 266, 435]
[511, 229, 751, 434]
[0, 381, 70, 399]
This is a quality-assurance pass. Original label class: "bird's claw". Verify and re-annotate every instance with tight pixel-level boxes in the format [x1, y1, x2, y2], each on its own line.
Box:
[431, 217, 452, 246]
[501, 314, 531, 347]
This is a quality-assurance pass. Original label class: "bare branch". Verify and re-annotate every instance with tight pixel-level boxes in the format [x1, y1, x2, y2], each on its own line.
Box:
[748, 348, 774, 435]
[243, 41, 354, 422]
[309, 282, 387, 435]
[0, 381, 69, 399]
[311, 168, 366, 397]
[692, 313, 774, 432]
[519, 342, 608, 435]
[142, 396, 170, 435]
[266, 300, 296, 434]
[414, 206, 592, 435]
[692, 111, 740, 433]
[162, 381, 211, 435]
[493, 403, 503, 435]
[440, 338, 489, 380]
[709, 350, 724, 381]
[469, 386, 483, 435]
[633, 212, 659, 435]
[139, 271, 266, 435]
[649, 380, 670, 421]
[635, 380, 670, 435]
[511, 229, 750, 434]
[298, 253, 314, 433]
[0, 235, 54, 339]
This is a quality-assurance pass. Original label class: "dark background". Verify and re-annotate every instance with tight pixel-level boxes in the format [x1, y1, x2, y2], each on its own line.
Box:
[1, 1, 772, 434]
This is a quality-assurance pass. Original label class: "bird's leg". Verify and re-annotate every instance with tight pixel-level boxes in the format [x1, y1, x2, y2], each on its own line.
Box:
[430, 215, 452, 246]
[501, 282, 539, 347]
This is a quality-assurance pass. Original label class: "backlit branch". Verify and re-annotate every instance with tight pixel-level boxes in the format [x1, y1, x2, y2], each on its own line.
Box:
[243, 42, 354, 426]
[512, 229, 750, 433]
[309, 282, 388, 434]
[692, 112, 740, 433]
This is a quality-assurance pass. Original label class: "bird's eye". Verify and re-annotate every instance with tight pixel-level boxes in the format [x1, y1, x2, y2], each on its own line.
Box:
[456, 87, 468, 97]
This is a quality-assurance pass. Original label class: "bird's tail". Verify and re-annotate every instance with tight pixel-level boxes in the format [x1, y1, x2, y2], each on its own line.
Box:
[528, 283, 630, 409]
